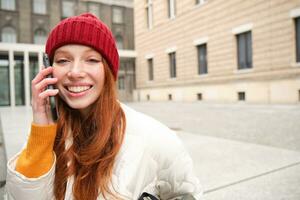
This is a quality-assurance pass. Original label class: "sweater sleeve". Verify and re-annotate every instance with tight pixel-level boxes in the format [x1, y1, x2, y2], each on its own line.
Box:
[15, 123, 57, 178]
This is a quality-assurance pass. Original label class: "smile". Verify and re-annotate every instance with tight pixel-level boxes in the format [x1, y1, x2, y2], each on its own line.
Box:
[67, 86, 92, 93]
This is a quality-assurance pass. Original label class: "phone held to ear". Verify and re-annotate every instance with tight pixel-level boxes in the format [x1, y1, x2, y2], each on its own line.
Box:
[43, 53, 58, 121]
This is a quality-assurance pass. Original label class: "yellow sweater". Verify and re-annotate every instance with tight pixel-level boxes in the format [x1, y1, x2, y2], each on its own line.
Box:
[15, 123, 57, 178]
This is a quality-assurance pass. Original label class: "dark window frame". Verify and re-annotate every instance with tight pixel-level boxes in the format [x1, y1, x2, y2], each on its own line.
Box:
[197, 43, 208, 74]
[147, 58, 154, 81]
[237, 31, 252, 69]
[296, 17, 300, 62]
[197, 93, 202, 101]
[169, 52, 176, 78]
[238, 92, 246, 101]
[167, 0, 176, 19]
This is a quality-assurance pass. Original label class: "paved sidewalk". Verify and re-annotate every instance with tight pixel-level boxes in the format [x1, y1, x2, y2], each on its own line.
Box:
[0, 102, 300, 199]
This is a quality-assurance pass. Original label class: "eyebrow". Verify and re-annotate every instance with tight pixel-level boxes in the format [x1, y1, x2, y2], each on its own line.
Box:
[54, 49, 101, 56]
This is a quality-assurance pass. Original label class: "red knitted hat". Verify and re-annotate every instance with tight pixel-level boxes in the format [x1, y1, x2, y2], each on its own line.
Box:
[45, 13, 119, 80]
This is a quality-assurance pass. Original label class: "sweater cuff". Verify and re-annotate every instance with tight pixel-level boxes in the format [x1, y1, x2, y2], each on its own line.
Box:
[26, 123, 57, 157]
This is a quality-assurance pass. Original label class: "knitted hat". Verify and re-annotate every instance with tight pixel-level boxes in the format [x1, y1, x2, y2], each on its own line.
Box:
[45, 13, 119, 80]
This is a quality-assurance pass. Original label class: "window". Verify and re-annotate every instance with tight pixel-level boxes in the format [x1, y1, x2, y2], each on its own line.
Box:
[0, 54, 10, 106]
[88, 3, 100, 18]
[14, 55, 25, 106]
[62, 0, 75, 18]
[238, 92, 246, 101]
[197, 93, 202, 101]
[34, 29, 47, 44]
[237, 31, 252, 69]
[147, 58, 154, 81]
[113, 7, 123, 24]
[1, 0, 15, 10]
[33, 0, 46, 14]
[118, 76, 125, 90]
[169, 52, 176, 78]
[29, 55, 39, 99]
[167, 0, 176, 19]
[146, 0, 153, 29]
[196, 0, 206, 5]
[1, 26, 17, 43]
[115, 35, 124, 49]
[296, 17, 300, 62]
[197, 44, 207, 74]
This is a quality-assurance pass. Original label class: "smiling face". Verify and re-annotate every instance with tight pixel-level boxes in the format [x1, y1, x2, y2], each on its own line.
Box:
[52, 44, 105, 116]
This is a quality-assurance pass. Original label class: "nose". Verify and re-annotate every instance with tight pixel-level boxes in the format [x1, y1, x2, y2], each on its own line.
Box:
[67, 60, 85, 79]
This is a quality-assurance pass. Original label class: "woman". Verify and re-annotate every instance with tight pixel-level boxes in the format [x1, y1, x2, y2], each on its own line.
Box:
[6, 13, 202, 200]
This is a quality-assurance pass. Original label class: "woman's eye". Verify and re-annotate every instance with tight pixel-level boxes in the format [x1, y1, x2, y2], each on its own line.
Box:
[87, 59, 101, 63]
[55, 59, 69, 64]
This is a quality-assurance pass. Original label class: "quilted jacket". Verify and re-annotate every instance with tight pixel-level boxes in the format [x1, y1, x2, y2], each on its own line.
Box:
[6, 103, 202, 200]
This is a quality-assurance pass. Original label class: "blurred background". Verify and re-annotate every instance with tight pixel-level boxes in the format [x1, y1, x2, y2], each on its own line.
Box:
[0, 0, 300, 199]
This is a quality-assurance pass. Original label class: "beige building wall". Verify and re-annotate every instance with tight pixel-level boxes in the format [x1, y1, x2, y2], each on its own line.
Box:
[133, 0, 300, 104]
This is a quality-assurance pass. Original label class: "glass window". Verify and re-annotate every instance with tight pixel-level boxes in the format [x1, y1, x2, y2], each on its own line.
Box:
[33, 29, 47, 44]
[197, 44, 207, 74]
[238, 92, 246, 101]
[237, 31, 252, 69]
[146, 0, 153, 29]
[113, 7, 123, 24]
[62, 0, 75, 18]
[88, 3, 100, 18]
[1, 0, 15, 10]
[167, 0, 176, 19]
[169, 52, 176, 78]
[296, 17, 300, 62]
[118, 76, 125, 90]
[0, 54, 10, 106]
[196, 0, 206, 5]
[29, 55, 39, 99]
[1, 27, 17, 43]
[115, 35, 124, 49]
[147, 58, 153, 81]
[14, 55, 25, 106]
[33, 0, 47, 14]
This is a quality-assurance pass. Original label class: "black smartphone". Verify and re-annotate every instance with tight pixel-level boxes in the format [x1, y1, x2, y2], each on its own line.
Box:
[43, 53, 58, 121]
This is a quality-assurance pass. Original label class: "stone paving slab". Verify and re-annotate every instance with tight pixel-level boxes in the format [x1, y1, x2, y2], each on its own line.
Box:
[0, 107, 32, 159]
[203, 164, 300, 200]
[177, 131, 300, 199]
[126, 102, 300, 152]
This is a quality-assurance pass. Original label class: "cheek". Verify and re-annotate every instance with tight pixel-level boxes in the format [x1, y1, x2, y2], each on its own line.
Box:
[52, 67, 65, 80]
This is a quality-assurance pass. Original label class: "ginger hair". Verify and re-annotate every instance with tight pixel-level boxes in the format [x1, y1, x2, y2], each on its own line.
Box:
[53, 60, 126, 200]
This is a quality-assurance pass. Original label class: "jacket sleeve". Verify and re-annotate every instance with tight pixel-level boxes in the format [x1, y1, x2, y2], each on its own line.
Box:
[6, 151, 56, 200]
[5, 123, 57, 200]
[155, 134, 203, 200]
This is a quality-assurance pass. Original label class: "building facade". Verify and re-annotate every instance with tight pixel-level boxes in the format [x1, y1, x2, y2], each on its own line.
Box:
[134, 0, 300, 104]
[0, 0, 136, 107]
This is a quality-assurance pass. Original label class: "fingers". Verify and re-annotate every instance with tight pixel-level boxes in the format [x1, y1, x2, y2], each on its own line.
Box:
[34, 77, 58, 92]
[32, 66, 53, 85]
[39, 89, 59, 99]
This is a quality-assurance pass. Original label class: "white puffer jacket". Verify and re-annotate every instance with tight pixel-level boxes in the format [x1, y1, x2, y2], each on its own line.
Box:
[6, 103, 202, 200]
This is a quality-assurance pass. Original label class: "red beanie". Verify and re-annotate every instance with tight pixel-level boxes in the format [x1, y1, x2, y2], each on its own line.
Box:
[45, 13, 119, 80]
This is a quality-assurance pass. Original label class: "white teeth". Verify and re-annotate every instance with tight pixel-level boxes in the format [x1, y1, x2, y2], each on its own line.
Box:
[67, 86, 91, 93]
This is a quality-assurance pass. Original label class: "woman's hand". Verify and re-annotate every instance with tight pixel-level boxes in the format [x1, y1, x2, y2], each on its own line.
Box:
[31, 67, 59, 125]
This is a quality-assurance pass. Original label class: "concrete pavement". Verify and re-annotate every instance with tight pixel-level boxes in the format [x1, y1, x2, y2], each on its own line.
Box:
[0, 102, 300, 199]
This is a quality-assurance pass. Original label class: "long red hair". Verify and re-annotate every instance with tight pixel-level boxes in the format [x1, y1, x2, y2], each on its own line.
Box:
[53, 60, 126, 200]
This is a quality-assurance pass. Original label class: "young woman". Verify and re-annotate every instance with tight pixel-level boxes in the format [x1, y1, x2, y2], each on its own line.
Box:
[6, 13, 202, 200]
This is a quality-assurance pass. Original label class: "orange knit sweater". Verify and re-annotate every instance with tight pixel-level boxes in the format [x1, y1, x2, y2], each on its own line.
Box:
[15, 123, 57, 178]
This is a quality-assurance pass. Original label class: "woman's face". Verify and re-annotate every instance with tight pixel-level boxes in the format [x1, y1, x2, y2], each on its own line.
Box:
[53, 44, 105, 116]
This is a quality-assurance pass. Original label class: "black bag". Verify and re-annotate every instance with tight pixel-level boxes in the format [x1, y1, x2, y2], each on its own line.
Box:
[138, 192, 159, 200]
[138, 192, 196, 200]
